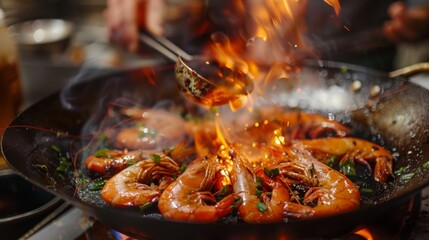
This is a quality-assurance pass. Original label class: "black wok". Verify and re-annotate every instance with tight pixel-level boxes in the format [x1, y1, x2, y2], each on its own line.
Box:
[2, 61, 429, 239]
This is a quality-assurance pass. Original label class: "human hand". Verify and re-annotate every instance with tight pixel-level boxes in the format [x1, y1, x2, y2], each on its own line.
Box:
[104, 0, 163, 52]
[383, 1, 429, 42]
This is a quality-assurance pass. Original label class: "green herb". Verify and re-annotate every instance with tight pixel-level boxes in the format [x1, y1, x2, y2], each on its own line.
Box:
[340, 65, 348, 73]
[139, 202, 155, 212]
[94, 148, 110, 158]
[325, 156, 337, 167]
[264, 168, 280, 178]
[180, 163, 187, 173]
[51, 145, 61, 153]
[395, 166, 406, 175]
[150, 154, 161, 164]
[77, 174, 90, 185]
[256, 189, 264, 197]
[339, 159, 356, 176]
[217, 186, 232, 197]
[126, 160, 138, 167]
[423, 161, 429, 168]
[360, 188, 374, 194]
[399, 172, 415, 183]
[89, 180, 106, 191]
[257, 201, 267, 213]
[56, 162, 71, 172]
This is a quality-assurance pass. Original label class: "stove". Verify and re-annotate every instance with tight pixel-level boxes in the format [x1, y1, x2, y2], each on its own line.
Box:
[17, 186, 425, 240]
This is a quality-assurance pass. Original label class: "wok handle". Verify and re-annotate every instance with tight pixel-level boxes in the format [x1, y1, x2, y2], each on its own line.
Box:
[389, 62, 429, 78]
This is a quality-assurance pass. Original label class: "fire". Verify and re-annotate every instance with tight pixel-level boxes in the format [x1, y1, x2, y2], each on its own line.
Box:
[199, 0, 343, 185]
[354, 228, 374, 240]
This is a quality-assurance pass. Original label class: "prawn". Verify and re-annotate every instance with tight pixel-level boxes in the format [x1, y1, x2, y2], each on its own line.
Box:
[232, 106, 350, 146]
[101, 154, 181, 207]
[293, 137, 394, 182]
[229, 149, 290, 223]
[113, 108, 192, 150]
[85, 142, 194, 175]
[158, 155, 239, 223]
[280, 147, 361, 218]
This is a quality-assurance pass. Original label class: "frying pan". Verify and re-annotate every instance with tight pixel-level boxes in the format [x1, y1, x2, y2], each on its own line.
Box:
[2, 60, 429, 239]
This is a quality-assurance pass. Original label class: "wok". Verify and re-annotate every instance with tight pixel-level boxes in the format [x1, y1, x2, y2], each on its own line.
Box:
[2, 60, 429, 239]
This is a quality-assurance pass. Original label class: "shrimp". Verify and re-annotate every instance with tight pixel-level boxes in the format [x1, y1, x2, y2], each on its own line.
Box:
[293, 137, 394, 182]
[101, 154, 181, 207]
[280, 147, 361, 218]
[158, 155, 239, 223]
[84, 142, 194, 175]
[85, 149, 149, 175]
[259, 107, 351, 140]
[229, 150, 290, 223]
[232, 106, 350, 146]
[113, 108, 192, 150]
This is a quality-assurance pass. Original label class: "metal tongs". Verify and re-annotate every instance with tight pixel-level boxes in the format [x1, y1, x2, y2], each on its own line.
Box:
[139, 32, 254, 107]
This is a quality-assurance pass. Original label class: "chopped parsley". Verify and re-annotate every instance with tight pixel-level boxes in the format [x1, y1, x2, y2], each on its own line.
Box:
[339, 159, 356, 176]
[264, 168, 280, 178]
[257, 201, 267, 213]
[150, 154, 161, 164]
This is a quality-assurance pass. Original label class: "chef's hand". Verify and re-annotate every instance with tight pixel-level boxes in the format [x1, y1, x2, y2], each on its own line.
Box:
[383, 2, 429, 42]
[104, 0, 163, 52]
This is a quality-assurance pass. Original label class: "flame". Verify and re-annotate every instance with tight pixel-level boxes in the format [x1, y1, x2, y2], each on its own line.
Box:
[201, 0, 343, 169]
[354, 228, 374, 240]
[324, 0, 341, 16]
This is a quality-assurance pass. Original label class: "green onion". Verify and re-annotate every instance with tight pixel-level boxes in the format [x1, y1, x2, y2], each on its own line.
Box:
[51, 145, 61, 153]
[94, 148, 109, 158]
[139, 202, 155, 211]
[180, 163, 187, 173]
[151, 154, 161, 164]
[264, 168, 280, 178]
[89, 180, 106, 191]
[360, 188, 374, 194]
[256, 189, 264, 197]
[399, 172, 415, 183]
[126, 160, 138, 167]
[257, 202, 267, 212]
[340, 65, 348, 73]
[339, 159, 356, 176]
[217, 186, 231, 197]
[423, 161, 429, 168]
[394, 166, 406, 175]
[325, 156, 337, 167]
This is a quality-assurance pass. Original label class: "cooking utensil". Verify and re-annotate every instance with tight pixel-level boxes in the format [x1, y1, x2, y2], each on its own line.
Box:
[8, 19, 74, 54]
[140, 32, 254, 106]
[2, 61, 429, 239]
[0, 170, 62, 240]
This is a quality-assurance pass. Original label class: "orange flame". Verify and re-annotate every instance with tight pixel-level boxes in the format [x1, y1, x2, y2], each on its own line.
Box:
[355, 228, 374, 240]
[206, 0, 342, 157]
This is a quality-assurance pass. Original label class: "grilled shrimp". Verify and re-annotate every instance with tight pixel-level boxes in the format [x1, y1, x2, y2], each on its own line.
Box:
[281, 147, 361, 218]
[101, 154, 181, 207]
[158, 155, 239, 223]
[85, 149, 151, 175]
[293, 137, 394, 182]
[113, 108, 192, 150]
[230, 150, 289, 223]
[85, 142, 194, 175]
[231, 106, 350, 147]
